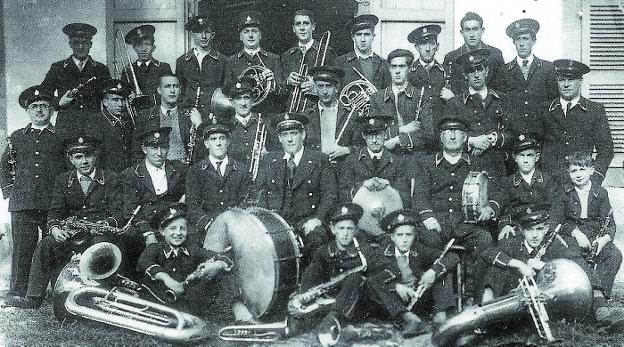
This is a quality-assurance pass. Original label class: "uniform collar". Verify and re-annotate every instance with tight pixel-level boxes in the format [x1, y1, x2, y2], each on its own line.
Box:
[549, 96, 588, 112]
[201, 157, 238, 171]
[283, 147, 305, 165]
[435, 151, 470, 167]
[185, 48, 219, 61]
[22, 123, 55, 134]
[237, 48, 268, 58]
[67, 168, 105, 187]
[512, 169, 543, 186]
[564, 181, 600, 197]
[384, 83, 414, 101]
[64, 55, 94, 68]
[163, 245, 190, 259]
[515, 54, 535, 67]
[463, 88, 499, 104]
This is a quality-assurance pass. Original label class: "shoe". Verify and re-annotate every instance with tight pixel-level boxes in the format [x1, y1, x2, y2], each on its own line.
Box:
[3, 294, 24, 307]
[401, 313, 429, 338]
[317, 313, 340, 347]
[14, 296, 43, 309]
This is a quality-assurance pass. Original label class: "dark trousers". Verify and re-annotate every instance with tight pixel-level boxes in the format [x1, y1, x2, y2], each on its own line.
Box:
[296, 223, 330, 269]
[26, 235, 72, 298]
[9, 210, 46, 296]
[592, 242, 622, 298]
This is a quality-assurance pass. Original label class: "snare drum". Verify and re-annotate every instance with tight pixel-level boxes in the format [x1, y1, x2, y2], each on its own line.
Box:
[461, 171, 488, 223]
[203, 207, 300, 319]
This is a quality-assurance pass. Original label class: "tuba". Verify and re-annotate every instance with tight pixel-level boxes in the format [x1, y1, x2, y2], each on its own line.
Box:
[210, 87, 235, 118]
[239, 53, 275, 106]
[432, 259, 593, 346]
[53, 242, 209, 343]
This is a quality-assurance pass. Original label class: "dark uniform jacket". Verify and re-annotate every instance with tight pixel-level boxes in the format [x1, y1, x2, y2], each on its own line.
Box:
[85, 109, 134, 172]
[186, 157, 251, 231]
[539, 97, 614, 182]
[121, 59, 173, 108]
[334, 51, 391, 91]
[442, 43, 505, 96]
[444, 89, 516, 177]
[304, 103, 363, 155]
[0, 125, 65, 211]
[339, 148, 410, 205]
[175, 49, 227, 115]
[227, 112, 280, 165]
[369, 83, 435, 155]
[138, 242, 212, 282]
[500, 56, 558, 135]
[407, 59, 448, 118]
[497, 169, 564, 231]
[119, 160, 188, 235]
[46, 168, 121, 232]
[558, 183, 615, 240]
[251, 148, 337, 226]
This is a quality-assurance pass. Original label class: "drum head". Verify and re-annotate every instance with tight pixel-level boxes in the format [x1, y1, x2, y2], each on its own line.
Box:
[352, 185, 403, 235]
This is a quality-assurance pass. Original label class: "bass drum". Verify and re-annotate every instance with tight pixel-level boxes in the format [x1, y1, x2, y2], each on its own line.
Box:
[352, 185, 403, 236]
[203, 207, 300, 319]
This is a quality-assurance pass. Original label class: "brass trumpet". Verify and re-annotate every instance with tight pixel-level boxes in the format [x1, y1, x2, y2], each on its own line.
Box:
[219, 318, 289, 342]
[289, 31, 331, 112]
[249, 113, 266, 181]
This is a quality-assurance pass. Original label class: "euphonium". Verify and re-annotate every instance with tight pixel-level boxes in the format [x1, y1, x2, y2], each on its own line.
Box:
[431, 259, 593, 346]
[239, 53, 275, 106]
[53, 242, 209, 342]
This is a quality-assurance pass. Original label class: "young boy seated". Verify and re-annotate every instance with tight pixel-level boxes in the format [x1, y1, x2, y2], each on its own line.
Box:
[365, 209, 459, 338]
[558, 152, 622, 319]
[137, 202, 233, 315]
[497, 134, 564, 240]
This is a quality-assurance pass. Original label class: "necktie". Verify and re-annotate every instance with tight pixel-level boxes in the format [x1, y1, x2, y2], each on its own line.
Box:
[372, 156, 380, 172]
[521, 59, 530, 80]
[79, 175, 92, 195]
[215, 160, 223, 177]
[77, 60, 84, 72]
[299, 45, 307, 54]
[397, 254, 416, 284]
[473, 93, 484, 108]
[140, 62, 149, 73]
[565, 103, 571, 117]
[166, 110, 171, 117]
[522, 59, 529, 66]
[286, 156, 296, 188]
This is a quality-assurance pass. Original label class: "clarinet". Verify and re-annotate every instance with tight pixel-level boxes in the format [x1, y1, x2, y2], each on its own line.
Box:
[5, 136, 16, 185]
[587, 209, 613, 268]
[407, 238, 455, 310]
[533, 224, 562, 260]
[186, 86, 201, 164]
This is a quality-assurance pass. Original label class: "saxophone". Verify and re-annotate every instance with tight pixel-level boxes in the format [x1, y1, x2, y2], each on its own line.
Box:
[60, 216, 126, 247]
[5, 136, 16, 185]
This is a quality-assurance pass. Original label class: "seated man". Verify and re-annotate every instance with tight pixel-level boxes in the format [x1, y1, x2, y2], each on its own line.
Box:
[7, 136, 121, 308]
[558, 152, 622, 306]
[366, 209, 459, 337]
[137, 202, 232, 315]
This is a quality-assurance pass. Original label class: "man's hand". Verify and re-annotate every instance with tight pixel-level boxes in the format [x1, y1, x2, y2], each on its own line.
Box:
[302, 218, 322, 235]
[399, 121, 420, 134]
[300, 78, 315, 94]
[418, 269, 436, 291]
[471, 148, 485, 156]
[384, 137, 400, 150]
[287, 71, 304, 86]
[145, 234, 158, 245]
[197, 259, 227, 281]
[395, 283, 417, 302]
[527, 258, 546, 271]
[261, 68, 274, 82]
[58, 90, 75, 107]
[593, 234, 612, 256]
[363, 177, 390, 191]
[51, 226, 70, 243]
[440, 87, 454, 101]
[423, 217, 441, 232]
[163, 277, 185, 295]
[189, 108, 203, 127]
[468, 135, 492, 151]
[477, 205, 495, 222]
[510, 259, 536, 278]
[486, 132, 498, 146]
[498, 225, 517, 240]
[328, 145, 350, 161]
[572, 228, 591, 249]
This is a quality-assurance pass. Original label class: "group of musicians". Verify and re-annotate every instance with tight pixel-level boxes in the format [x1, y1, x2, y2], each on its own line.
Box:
[0, 7, 621, 344]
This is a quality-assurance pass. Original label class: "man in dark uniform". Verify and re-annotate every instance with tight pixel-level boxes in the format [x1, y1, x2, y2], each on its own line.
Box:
[501, 19, 558, 135]
[0, 86, 65, 305]
[443, 12, 505, 96]
[175, 15, 227, 115]
[340, 115, 410, 207]
[224, 11, 284, 115]
[8, 136, 121, 308]
[186, 116, 251, 233]
[41, 23, 111, 140]
[121, 24, 173, 109]
[539, 59, 614, 185]
[407, 24, 454, 119]
[281, 9, 336, 111]
[250, 112, 337, 264]
[304, 66, 361, 161]
[366, 209, 459, 337]
[444, 49, 516, 177]
[118, 126, 188, 276]
[131, 74, 204, 164]
[369, 49, 435, 157]
[334, 15, 391, 91]
[85, 79, 135, 172]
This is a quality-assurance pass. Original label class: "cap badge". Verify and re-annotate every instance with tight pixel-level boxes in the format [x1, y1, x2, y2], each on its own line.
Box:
[397, 214, 405, 222]
[246, 16, 252, 22]
[515, 22, 521, 29]
[34, 89, 40, 96]
[526, 207, 532, 214]
[136, 28, 142, 36]
[198, 18, 204, 25]
[341, 206, 348, 214]
[154, 132, 160, 139]
[212, 117, 218, 124]
[168, 208, 177, 218]
[78, 137, 84, 144]
[368, 118, 375, 125]
[468, 55, 475, 62]
[518, 134, 525, 141]
[235, 82, 242, 89]
[117, 83, 122, 89]
[284, 114, 290, 120]
[423, 27, 428, 34]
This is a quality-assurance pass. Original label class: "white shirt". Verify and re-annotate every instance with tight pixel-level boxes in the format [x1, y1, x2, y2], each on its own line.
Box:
[419, 59, 435, 70]
[193, 47, 209, 68]
[72, 56, 86, 71]
[394, 247, 411, 264]
[137, 60, 152, 67]
[520, 169, 535, 185]
[443, 151, 462, 165]
[575, 182, 592, 219]
[468, 86, 488, 101]
[31, 123, 49, 131]
[560, 96, 581, 116]
[299, 39, 315, 52]
[523, 241, 535, 254]
[145, 159, 168, 195]
[283, 147, 304, 166]
[516, 54, 534, 67]
[244, 47, 261, 56]
[160, 105, 178, 116]
[209, 155, 229, 176]
[367, 148, 383, 160]
[318, 102, 339, 154]
[235, 113, 252, 127]
[354, 47, 374, 60]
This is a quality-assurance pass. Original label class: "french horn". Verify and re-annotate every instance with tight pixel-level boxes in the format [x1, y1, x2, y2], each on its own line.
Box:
[239, 61, 275, 106]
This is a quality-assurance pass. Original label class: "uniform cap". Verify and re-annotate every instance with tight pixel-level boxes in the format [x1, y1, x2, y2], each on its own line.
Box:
[197, 114, 231, 138]
[357, 114, 393, 133]
[270, 112, 309, 132]
[139, 126, 172, 146]
[350, 14, 379, 34]
[124, 24, 155, 44]
[437, 115, 470, 131]
[237, 11, 263, 32]
[553, 59, 590, 79]
[185, 15, 214, 32]
[223, 76, 257, 99]
[19, 86, 55, 109]
[408, 24, 441, 44]
[517, 203, 551, 228]
[506, 18, 540, 39]
[308, 66, 345, 85]
[150, 202, 188, 229]
[63, 23, 97, 39]
[64, 135, 101, 155]
[513, 133, 540, 154]
[326, 203, 364, 224]
[380, 209, 418, 233]
[457, 48, 491, 73]
[99, 79, 132, 98]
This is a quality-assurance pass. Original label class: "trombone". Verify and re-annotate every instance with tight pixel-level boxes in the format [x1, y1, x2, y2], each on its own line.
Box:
[289, 31, 331, 112]
[114, 29, 151, 115]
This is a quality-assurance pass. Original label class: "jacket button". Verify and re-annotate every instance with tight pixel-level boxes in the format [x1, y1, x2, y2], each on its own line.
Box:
[524, 101, 528, 105]
[308, 193, 313, 196]
[448, 197, 453, 201]
[449, 186, 453, 190]
[219, 190, 223, 193]
[220, 202, 224, 205]
[35, 175, 39, 178]
[451, 173, 455, 177]
[312, 205, 316, 209]
[449, 209, 454, 213]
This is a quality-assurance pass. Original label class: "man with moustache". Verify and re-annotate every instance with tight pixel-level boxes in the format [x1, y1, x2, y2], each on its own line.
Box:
[175, 15, 227, 115]
[41, 23, 111, 140]
[0, 86, 65, 306]
[131, 74, 204, 164]
[334, 15, 391, 91]
[121, 24, 173, 109]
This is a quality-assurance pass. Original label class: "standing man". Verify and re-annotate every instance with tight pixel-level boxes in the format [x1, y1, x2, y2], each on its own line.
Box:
[281, 9, 335, 111]
[251, 112, 337, 264]
[444, 49, 516, 177]
[407, 24, 454, 119]
[224, 11, 284, 114]
[334, 15, 391, 91]
[121, 24, 174, 109]
[175, 15, 227, 115]
[0, 86, 65, 305]
[539, 59, 613, 185]
[131, 74, 204, 164]
[85, 79, 135, 172]
[369, 49, 435, 158]
[41, 23, 111, 140]
[186, 117, 251, 233]
[501, 18, 558, 136]
[443, 12, 505, 96]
